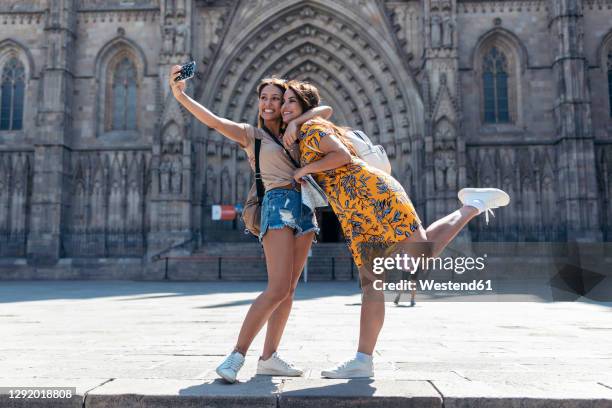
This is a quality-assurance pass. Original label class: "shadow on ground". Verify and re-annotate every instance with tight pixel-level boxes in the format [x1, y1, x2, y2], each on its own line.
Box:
[0, 280, 361, 304]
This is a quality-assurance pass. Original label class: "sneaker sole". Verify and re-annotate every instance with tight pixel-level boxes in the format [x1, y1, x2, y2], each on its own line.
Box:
[256, 368, 303, 377]
[458, 188, 510, 207]
[321, 371, 374, 379]
[216, 367, 237, 384]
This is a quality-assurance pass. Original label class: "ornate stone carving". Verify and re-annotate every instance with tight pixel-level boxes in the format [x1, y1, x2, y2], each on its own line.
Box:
[433, 119, 457, 191]
[442, 10, 454, 47]
[162, 26, 174, 55]
[164, 0, 174, 17]
[174, 23, 187, 54]
[170, 158, 182, 194]
[431, 14, 442, 48]
[175, 0, 185, 17]
[200, 2, 423, 147]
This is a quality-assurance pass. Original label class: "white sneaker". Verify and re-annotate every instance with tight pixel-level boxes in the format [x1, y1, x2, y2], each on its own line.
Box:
[458, 188, 510, 224]
[321, 357, 374, 379]
[215, 351, 245, 383]
[256, 352, 303, 376]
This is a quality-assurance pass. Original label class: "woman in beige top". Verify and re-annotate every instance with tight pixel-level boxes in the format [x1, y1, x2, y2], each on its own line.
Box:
[169, 67, 332, 383]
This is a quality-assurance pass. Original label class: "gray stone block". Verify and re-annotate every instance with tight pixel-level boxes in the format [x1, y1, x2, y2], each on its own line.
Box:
[85, 378, 279, 408]
[278, 378, 442, 408]
[0, 378, 107, 408]
[433, 378, 612, 408]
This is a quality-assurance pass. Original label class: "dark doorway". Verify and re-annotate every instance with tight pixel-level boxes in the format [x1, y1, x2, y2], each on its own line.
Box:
[318, 208, 343, 242]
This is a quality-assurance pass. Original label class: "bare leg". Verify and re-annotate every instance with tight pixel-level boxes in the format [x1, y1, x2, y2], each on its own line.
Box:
[357, 279, 385, 355]
[355, 205, 479, 355]
[234, 228, 294, 355]
[424, 206, 478, 257]
[261, 231, 314, 360]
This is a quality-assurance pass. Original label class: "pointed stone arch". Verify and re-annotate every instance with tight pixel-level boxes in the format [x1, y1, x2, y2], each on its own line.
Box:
[595, 27, 612, 72]
[0, 38, 36, 80]
[227, 35, 400, 140]
[161, 121, 182, 152]
[159, 92, 189, 142]
[241, 56, 369, 131]
[285, 69, 357, 127]
[431, 77, 458, 124]
[472, 28, 525, 126]
[471, 28, 529, 72]
[94, 36, 147, 139]
[200, 2, 424, 144]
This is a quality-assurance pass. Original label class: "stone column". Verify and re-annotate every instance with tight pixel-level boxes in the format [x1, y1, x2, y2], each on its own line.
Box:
[549, 0, 602, 240]
[147, 0, 194, 257]
[27, 0, 76, 265]
[422, 0, 465, 222]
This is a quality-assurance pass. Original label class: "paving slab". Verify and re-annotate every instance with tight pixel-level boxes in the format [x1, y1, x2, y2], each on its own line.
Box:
[433, 378, 612, 408]
[1, 281, 612, 407]
[85, 377, 281, 408]
[278, 378, 441, 407]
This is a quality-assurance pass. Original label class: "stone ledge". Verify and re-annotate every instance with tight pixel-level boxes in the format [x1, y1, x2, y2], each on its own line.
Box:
[14, 377, 604, 408]
[0, 378, 108, 408]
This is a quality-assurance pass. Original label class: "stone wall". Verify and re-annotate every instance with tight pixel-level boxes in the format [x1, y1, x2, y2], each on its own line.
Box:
[0, 0, 610, 274]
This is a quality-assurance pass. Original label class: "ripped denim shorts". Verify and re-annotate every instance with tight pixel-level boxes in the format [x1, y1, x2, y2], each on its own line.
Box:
[259, 188, 319, 242]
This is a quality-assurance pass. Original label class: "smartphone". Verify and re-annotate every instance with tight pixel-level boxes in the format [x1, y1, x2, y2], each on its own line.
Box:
[174, 61, 196, 82]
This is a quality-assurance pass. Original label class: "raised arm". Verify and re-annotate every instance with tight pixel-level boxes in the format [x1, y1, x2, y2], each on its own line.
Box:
[169, 65, 248, 147]
[283, 105, 333, 148]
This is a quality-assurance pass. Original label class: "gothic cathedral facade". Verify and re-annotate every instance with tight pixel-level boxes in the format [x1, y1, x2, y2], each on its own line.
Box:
[0, 0, 610, 265]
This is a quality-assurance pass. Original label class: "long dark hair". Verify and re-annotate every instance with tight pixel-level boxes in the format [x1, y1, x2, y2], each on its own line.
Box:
[285, 80, 355, 155]
[256, 77, 286, 129]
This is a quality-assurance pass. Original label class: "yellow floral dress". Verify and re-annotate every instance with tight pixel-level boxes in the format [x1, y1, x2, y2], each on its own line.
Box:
[299, 121, 422, 267]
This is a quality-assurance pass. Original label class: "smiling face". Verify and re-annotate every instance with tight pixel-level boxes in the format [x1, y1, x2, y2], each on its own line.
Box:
[281, 89, 304, 124]
[258, 84, 283, 123]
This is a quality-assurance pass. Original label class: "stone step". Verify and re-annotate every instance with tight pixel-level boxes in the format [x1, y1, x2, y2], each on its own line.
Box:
[7, 377, 612, 408]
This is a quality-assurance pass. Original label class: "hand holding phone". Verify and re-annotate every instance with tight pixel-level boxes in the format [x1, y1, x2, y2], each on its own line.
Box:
[174, 61, 196, 82]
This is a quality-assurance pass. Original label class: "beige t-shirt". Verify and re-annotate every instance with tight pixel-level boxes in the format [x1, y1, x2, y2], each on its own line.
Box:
[240, 123, 301, 191]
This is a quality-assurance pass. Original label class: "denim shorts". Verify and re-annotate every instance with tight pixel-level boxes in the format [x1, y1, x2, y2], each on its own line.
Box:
[259, 188, 319, 242]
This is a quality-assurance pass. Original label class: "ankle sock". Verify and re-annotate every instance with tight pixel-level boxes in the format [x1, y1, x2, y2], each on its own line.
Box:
[467, 198, 485, 214]
[356, 352, 373, 363]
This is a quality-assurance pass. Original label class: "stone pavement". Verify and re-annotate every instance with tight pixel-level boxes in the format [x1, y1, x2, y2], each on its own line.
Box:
[1, 280, 612, 407]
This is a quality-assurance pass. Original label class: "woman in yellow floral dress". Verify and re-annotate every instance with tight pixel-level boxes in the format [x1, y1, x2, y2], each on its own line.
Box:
[281, 80, 510, 379]
[298, 123, 422, 269]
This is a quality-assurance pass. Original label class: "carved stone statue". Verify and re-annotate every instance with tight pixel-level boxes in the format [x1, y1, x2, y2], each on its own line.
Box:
[165, 0, 174, 17]
[176, 0, 186, 17]
[445, 153, 456, 189]
[434, 151, 456, 191]
[434, 153, 446, 190]
[162, 27, 174, 55]
[206, 168, 217, 204]
[170, 158, 182, 194]
[442, 12, 454, 48]
[431, 14, 442, 48]
[174, 24, 187, 54]
[160, 159, 171, 194]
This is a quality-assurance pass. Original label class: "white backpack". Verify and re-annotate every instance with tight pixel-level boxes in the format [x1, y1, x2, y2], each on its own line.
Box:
[347, 130, 392, 175]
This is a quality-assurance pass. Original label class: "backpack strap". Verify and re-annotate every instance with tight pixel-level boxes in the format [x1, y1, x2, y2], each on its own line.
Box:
[262, 126, 301, 169]
[254, 137, 264, 203]
[352, 130, 367, 143]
